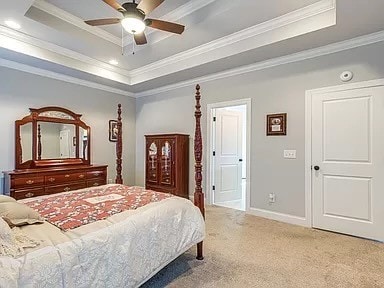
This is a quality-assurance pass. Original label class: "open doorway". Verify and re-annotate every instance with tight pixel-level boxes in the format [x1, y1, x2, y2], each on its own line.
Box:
[207, 99, 251, 212]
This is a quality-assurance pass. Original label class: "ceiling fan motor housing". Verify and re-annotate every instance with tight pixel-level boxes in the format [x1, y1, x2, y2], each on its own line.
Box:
[122, 2, 145, 20]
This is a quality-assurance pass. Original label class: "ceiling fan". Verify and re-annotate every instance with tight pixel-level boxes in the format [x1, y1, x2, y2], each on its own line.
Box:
[84, 0, 185, 45]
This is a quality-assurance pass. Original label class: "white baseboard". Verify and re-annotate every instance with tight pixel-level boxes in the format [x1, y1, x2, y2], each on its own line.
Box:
[248, 207, 310, 227]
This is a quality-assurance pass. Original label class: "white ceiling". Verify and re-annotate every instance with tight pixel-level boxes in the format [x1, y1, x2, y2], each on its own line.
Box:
[0, 0, 384, 96]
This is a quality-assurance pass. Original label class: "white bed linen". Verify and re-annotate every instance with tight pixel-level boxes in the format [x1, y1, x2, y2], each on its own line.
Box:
[0, 186, 205, 288]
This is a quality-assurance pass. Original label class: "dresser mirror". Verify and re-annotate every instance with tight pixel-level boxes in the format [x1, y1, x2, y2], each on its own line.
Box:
[15, 107, 90, 169]
[20, 122, 33, 163]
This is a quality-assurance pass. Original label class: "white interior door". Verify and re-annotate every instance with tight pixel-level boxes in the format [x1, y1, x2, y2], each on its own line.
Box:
[214, 109, 242, 203]
[60, 130, 70, 158]
[312, 86, 384, 241]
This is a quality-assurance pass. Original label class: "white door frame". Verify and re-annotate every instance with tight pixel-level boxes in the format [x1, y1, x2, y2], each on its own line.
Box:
[305, 78, 384, 228]
[206, 98, 252, 211]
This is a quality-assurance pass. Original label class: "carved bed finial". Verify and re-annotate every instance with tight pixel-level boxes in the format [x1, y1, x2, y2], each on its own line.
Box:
[115, 104, 123, 184]
[194, 84, 205, 260]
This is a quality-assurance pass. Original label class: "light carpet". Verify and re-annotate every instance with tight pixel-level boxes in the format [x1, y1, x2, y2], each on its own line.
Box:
[142, 205, 384, 288]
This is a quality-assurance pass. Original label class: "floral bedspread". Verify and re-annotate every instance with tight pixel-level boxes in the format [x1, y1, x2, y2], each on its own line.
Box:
[25, 185, 172, 230]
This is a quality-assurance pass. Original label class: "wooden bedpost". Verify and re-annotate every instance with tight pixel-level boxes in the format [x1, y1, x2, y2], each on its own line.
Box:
[37, 124, 42, 160]
[194, 84, 205, 260]
[115, 104, 123, 184]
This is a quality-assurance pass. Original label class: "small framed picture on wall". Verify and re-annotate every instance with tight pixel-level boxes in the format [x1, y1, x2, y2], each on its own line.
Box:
[266, 113, 287, 136]
[109, 120, 118, 142]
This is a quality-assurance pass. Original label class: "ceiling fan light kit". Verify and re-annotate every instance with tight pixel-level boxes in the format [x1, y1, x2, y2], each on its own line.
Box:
[85, 0, 185, 45]
[121, 18, 145, 34]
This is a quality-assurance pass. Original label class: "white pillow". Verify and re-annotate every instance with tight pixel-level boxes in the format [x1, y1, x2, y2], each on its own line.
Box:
[0, 202, 44, 226]
[0, 195, 16, 203]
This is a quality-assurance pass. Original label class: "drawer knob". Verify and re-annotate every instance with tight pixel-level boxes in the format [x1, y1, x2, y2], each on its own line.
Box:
[25, 192, 34, 198]
[26, 180, 34, 185]
[64, 187, 71, 192]
[94, 173, 101, 177]
[93, 183, 99, 186]
[65, 174, 70, 178]
[48, 177, 55, 182]
[79, 174, 85, 178]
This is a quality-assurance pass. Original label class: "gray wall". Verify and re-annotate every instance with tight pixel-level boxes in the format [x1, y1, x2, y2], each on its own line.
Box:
[0, 67, 136, 194]
[136, 42, 384, 218]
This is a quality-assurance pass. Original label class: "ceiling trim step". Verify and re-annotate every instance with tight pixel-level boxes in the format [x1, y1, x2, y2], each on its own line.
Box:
[129, 0, 336, 84]
[134, 29, 384, 98]
[0, 58, 134, 97]
[33, 0, 121, 46]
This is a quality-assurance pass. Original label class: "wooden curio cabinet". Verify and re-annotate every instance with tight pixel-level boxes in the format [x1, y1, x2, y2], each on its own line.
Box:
[145, 134, 189, 198]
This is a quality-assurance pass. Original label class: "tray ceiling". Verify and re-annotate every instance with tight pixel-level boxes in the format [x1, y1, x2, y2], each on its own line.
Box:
[0, 0, 384, 96]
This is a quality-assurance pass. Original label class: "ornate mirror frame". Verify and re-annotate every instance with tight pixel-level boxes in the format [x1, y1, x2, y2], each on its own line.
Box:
[15, 106, 91, 169]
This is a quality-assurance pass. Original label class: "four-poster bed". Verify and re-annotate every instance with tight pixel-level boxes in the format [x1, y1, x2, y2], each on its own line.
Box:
[0, 85, 205, 287]
[114, 84, 205, 259]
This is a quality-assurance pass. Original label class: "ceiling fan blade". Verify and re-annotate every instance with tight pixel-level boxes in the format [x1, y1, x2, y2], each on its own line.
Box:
[137, 0, 164, 15]
[134, 32, 147, 45]
[146, 19, 185, 34]
[85, 18, 121, 26]
[102, 0, 126, 12]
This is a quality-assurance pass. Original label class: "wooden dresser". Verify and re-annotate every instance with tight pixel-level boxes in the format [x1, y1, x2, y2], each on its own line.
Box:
[3, 165, 107, 200]
[4, 106, 109, 201]
[145, 134, 189, 198]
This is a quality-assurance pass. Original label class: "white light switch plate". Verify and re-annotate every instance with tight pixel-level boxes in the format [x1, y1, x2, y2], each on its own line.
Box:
[284, 150, 296, 159]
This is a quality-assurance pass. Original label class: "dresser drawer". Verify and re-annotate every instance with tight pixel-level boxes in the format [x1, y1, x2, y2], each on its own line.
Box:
[12, 188, 46, 200]
[45, 182, 87, 194]
[87, 170, 106, 179]
[86, 178, 106, 188]
[45, 172, 86, 184]
[13, 176, 45, 189]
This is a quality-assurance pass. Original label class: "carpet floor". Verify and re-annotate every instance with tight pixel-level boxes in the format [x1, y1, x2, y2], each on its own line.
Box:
[142, 205, 384, 288]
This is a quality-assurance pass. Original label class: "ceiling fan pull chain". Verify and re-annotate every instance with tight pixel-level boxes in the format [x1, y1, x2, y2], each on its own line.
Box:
[121, 26, 124, 55]
[132, 34, 135, 55]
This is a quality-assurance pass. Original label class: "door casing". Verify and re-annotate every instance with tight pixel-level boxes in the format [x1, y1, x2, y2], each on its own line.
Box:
[206, 98, 251, 211]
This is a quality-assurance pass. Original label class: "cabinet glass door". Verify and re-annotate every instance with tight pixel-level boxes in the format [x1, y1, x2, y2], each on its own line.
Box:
[160, 140, 174, 187]
[146, 141, 158, 184]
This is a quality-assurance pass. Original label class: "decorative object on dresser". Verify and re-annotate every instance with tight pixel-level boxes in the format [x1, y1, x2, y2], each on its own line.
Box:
[145, 134, 189, 198]
[3, 106, 107, 200]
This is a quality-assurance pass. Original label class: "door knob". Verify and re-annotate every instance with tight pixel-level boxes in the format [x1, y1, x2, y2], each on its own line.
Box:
[239, 159, 243, 162]
[314, 165, 320, 171]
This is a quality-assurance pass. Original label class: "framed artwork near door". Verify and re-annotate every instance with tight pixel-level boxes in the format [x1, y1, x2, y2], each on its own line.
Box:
[266, 113, 287, 136]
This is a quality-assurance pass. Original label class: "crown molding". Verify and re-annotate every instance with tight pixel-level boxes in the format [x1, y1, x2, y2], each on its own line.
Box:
[32, 0, 121, 46]
[1, 27, 383, 99]
[134, 29, 384, 98]
[123, 0, 217, 49]
[0, 58, 134, 97]
[0, 25, 132, 84]
[129, 0, 336, 84]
